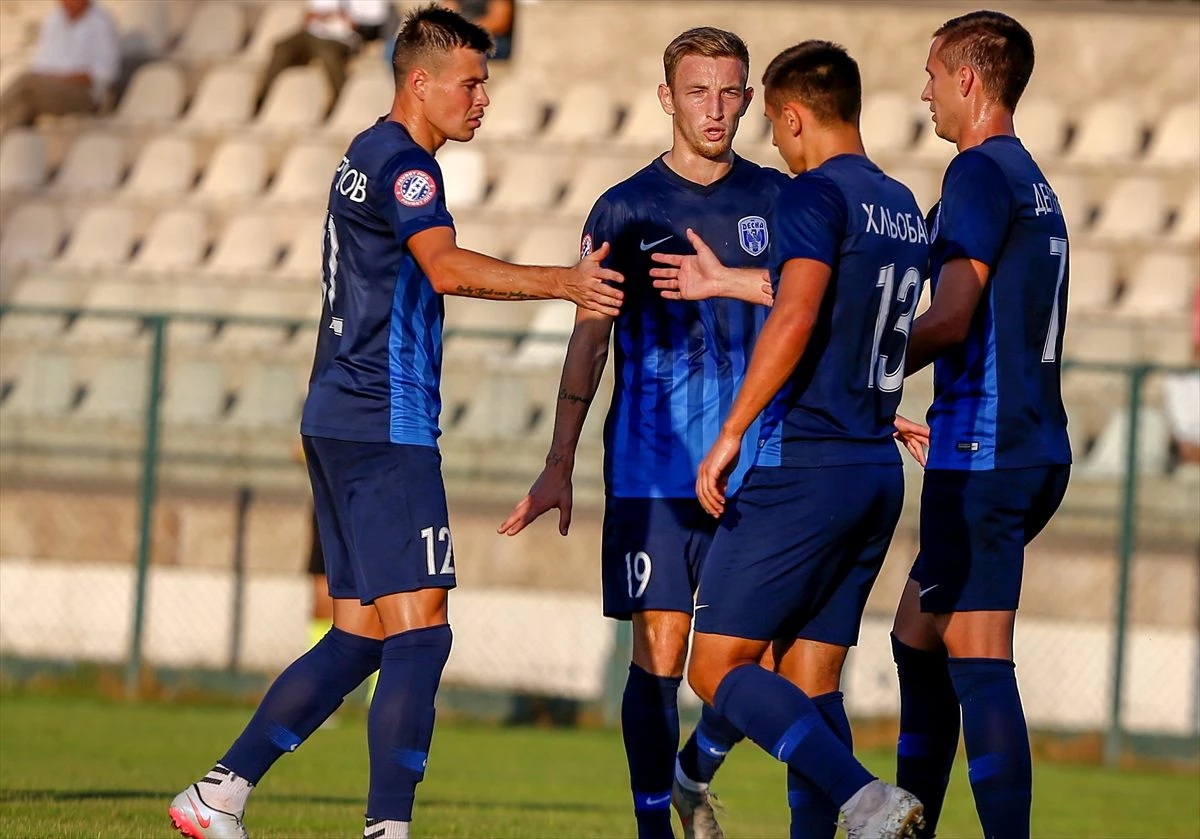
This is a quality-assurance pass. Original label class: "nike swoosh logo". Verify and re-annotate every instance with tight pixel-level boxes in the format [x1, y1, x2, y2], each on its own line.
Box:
[919, 584, 939, 597]
[644, 794, 672, 806]
[693, 604, 710, 610]
[639, 236, 672, 251]
[187, 793, 212, 829]
[704, 746, 729, 756]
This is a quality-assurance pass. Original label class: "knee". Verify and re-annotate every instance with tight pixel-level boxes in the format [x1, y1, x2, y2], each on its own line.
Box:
[630, 613, 690, 677]
[687, 647, 740, 706]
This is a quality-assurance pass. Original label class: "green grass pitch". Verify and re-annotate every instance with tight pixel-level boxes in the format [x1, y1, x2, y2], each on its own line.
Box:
[1, 692, 1197, 838]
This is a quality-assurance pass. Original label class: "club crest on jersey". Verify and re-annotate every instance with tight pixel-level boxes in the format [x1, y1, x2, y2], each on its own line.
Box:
[394, 170, 437, 207]
[580, 233, 593, 259]
[738, 216, 768, 256]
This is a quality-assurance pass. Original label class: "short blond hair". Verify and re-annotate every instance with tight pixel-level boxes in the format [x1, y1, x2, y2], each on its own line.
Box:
[663, 27, 750, 90]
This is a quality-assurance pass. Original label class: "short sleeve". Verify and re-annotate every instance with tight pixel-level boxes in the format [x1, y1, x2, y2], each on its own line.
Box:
[936, 151, 1013, 269]
[772, 172, 847, 273]
[373, 152, 455, 246]
[580, 195, 619, 268]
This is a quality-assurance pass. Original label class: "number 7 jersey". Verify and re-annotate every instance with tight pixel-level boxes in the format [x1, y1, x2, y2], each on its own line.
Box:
[925, 136, 1072, 471]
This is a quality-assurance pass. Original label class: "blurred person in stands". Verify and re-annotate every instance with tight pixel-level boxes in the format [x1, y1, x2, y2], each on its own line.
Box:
[0, 0, 119, 134]
[258, 0, 394, 105]
[1164, 286, 1200, 468]
[442, 0, 514, 60]
[168, 6, 621, 839]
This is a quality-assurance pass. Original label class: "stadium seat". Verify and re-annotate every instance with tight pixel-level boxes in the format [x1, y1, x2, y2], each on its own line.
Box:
[1014, 97, 1069, 159]
[887, 163, 938, 215]
[111, 61, 186, 126]
[122, 134, 197, 200]
[193, 138, 267, 203]
[264, 142, 341, 205]
[860, 92, 919, 157]
[240, 1, 306, 65]
[542, 82, 619, 145]
[218, 287, 312, 350]
[0, 202, 61, 270]
[47, 132, 125, 196]
[477, 76, 545, 141]
[1068, 98, 1144, 165]
[0, 127, 46, 193]
[1067, 246, 1118, 315]
[181, 65, 257, 132]
[1043, 170, 1092, 234]
[453, 217, 512, 260]
[487, 149, 567, 213]
[173, 1, 246, 62]
[1078, 407, 1169, 477]
[66, 281, 149, 344]
[76, 357, 148, 423]
[324, 67, 393, 136]
[56, 205, 136, 272]
[275, 221, 323, 283]
[1115, 251, 1197, 319]
[615, 91, 668, 148]
[164, 360, 226, 425]
[1145, 101, 1200, 168]
[160, 283, 226, 346]
[442, 295, 537, 359]
[1092, 176, 1167, 242]
[909, 121, 957, 165]
[129, 209, 208, 276]
[0, 354, 75, 419]
[509, 299, 574, 369]
[451, 373, 533, 440]
[438, 145, 487, 211]
[226, 364, 302, 428]
[203, 213, 279, 276]
[512, 222, 583, 269]
[255, 66, 329, 134]
[0, 277, 83, 339]
[559, 156, 644, 217]
[1170, 182, 1200, 244]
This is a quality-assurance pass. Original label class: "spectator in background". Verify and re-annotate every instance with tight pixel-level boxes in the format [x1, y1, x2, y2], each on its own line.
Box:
[443, 0, 514, 59]
[1164, 284, 1200, 468]
[258, 0, 393, 106]
[0, 0, 119, 134]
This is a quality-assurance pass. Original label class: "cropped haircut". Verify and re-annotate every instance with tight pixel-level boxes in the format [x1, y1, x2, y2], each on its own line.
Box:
[761, 40, 861, 124]
[392, 4, 494, 83]
[663, 27, 750, 89]
[934, 11, 1035, 110]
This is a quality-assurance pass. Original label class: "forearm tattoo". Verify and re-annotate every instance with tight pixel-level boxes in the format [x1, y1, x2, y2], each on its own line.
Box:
[558, 387, 591, 406]
[454, 285, 544, 301]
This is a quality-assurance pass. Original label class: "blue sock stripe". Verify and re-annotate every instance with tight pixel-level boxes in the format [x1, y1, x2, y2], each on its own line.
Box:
[633, 790, 673, 811]
[265, 720, 302, 753]
[695, 728, 731, 758]
[771, 714, 819, 763]
[967, 752, 1006, 784]
[897, 732, 931, 757]
[392, 747, 428, 777]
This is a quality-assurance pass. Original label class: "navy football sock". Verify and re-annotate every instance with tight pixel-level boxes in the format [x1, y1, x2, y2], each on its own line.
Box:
[893, 634, 960, 838]
[622, 663, 681, 839]
[678, 703, 744, 787]
[366, 625, 452, 822]
[787, 691, 851, 839]
[713, 664, 874, 809]
[949, 657, 1031, 839]
[221, 627, 382, 784]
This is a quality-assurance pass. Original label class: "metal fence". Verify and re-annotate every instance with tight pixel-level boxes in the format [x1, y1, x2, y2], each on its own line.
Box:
[0, 306, 1196, 766]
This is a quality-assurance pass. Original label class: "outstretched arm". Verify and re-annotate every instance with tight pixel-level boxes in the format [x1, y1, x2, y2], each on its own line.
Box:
[695, 257, 831, 517]
[649, 228, 773, 307]
[409, 226, 625, 316]
[499, 308, 614, 536]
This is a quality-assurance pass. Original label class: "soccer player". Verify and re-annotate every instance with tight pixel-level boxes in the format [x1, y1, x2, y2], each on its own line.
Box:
[889, 13, 1070, 839]
[498, 27, 784, 839]
[684, 41, 928, 838]
[168, 7, 623, 839]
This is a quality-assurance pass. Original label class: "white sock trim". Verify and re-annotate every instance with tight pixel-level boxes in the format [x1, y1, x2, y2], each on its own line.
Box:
[674, 757, 708, 793]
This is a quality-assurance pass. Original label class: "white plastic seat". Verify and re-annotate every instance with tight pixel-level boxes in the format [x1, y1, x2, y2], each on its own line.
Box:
[1170, 183, 1199, 244]
[164, 360, 226, 425]
[1145, 102, 1200, 168]
[218, 287, 313, 350]
[1068, 99, 1144, 165]
[56, 205, 136, 271]
[0, 277, 83, 339]
[173, 1, 246, 62]
[76, 357, 147, 423]
[265, 142, 341, 205]
[241, 2, 306, 64]
[1079, 408, 1169, 477]
[512, 222, 583, 268]
[1067, 246, 1118, 315]
[130, 209, 208, 275]
[194, 138, 267, 203]
[861, 92, 918, 157]
[454, 218, 512, 260]
[439, 146, 487, 211]
[276, 220, 324, 283]
[255, 65, 328, 134]
[543, 82, 619, 144]
[451, 374, 532, 440]
[325, 69, 392, 136]
[0, 202, 61, 268]
[66, 281, 150, 343]
[910, 121, 957, 165]
[1092, 176, 1167, 242]
[1115, 252, 1196, 319]
[48, 132, 125, 196]
[182, 65, 257, 132]
[106, 0, 173, 57]
[887, 164, 938, 215]
[442, 295, 536, 358]
[0, 127, 46, 192]
[509, 299, 574, 368]
[559, 156, 643, 216]
[1042, 170, 1091, 234]
[488, 150, 567, 213]
[203, 214, 278, 276]
[478, 77, 545, 141]
[112, 61, 186, 125]
[226, 364, 302, 428]
[1014, 97, 1069, 160]
[615, 92, 668, 147]
[122, 134, 196, 199]
[0, 354, 75, 419]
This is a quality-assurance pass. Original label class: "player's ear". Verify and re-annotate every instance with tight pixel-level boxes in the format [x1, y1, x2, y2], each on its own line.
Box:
[783, 103, 802, 138]
[410, 67, 430, 102]
[957, 64, 974, 99]
[738, 86, 754, 118]
[658, 82, 674, 116]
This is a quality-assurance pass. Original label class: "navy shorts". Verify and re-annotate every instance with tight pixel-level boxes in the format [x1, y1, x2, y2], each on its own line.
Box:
[912, 465, 1070, 613]
[601, 496, 717, 619]
[303, 436, 456, 604]
[694, 463, 904, 645]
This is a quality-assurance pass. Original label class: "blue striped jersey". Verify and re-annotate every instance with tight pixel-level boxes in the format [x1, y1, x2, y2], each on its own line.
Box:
[583, 155, 788, 498]
[301, 120, 453, 447]
[756, 154, 929, 468]
[925, 136, 1072, 470]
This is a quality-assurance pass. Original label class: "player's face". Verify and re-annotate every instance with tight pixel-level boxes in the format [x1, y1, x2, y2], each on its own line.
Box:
[764, 101, 805, 174]
[663, 55, 751, 160]
[922, 37, 961, 143]
[424, 48, 490, 143]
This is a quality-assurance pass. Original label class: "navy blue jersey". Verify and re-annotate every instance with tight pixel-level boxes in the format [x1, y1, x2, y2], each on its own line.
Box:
[756, 155, 929, 468]
[301, 120, 454, 447]
[925, 136, 1071, 470]
[584, 155, 788, 498]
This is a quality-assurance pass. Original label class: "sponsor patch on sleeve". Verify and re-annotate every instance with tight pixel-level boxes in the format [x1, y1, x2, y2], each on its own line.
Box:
[393, 169, 438, 207]
[580, 233, 593, 259]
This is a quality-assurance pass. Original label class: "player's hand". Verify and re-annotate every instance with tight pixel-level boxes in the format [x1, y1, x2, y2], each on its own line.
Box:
[498, 459, 574, 536]
[893, 413, 930, 467]
[651, 229, 772, 306]
[696, 431, 741, 518]
[564, 241, 624, 317]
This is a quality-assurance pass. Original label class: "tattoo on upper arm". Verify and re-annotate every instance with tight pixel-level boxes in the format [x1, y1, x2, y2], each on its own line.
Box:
[454, 285, 544, 301]
[558, 387, 591, 406]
